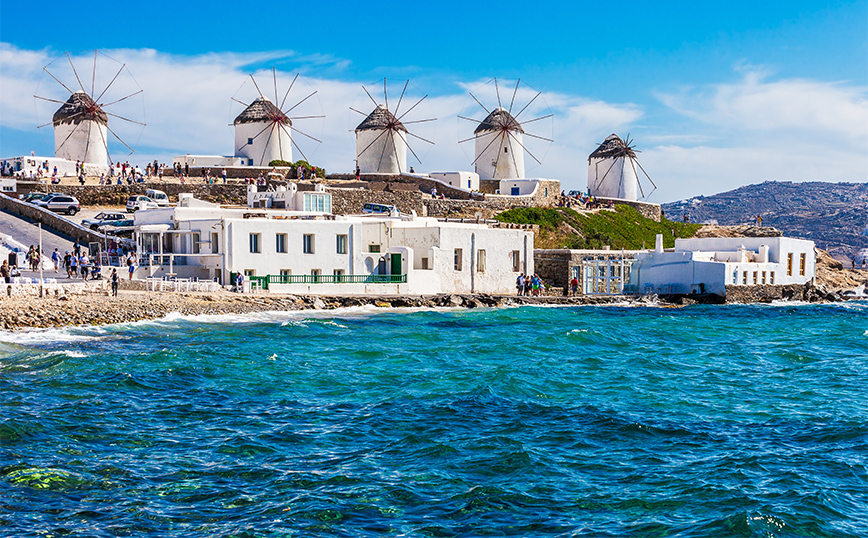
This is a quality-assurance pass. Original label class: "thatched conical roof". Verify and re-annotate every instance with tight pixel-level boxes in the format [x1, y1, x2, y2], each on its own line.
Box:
[474, 107, 523, 134]
[234, 97, 291, 126]
[356, 104, 407, 132]
[52, 91, 108, 126]
[589, 134, 636, 161]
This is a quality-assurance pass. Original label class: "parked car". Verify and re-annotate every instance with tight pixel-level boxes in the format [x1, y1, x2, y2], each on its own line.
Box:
[145, 189, 170, 207]
[126, 195, 158, 212]
[98, 219, 135, 237]
[82, 212, 126, 230]
[362, 203, 397, 215]
[34, 194, 80, 215]
[24, 192, 62, 203]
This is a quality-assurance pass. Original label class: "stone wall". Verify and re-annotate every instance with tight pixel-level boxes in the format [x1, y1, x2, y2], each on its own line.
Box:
[169, 167, 293, 180]
[32, 183, 251, 206]
[725, 283, 809, 303]
[595, 197, 661, 221]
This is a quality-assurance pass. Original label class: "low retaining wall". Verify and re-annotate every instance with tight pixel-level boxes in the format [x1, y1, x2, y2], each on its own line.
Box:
[595, 197, 661, 221]
[0, 193, 117, 247]
[30, 182, 251, 206]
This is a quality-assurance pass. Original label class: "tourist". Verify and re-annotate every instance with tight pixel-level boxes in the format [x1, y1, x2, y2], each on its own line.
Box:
[235, 272, 244, 293]
[409, 166, 415, 173]
[431, 187, 437, 197]
[570, 276, 579, 296]
[222, 169, 227, 184]
[110, 268, 119, 296]
[516, 274, 524, 296]
[79, 253, 89, 281]
[51, 249, 60, 273]
[127, 253, 136, 280]
[73, 240, 81, 257]
[355, 165, 361, 180]
[91, 256, 101, 280]
[69, 253, 77, 278]
[1, 260, 10, 296]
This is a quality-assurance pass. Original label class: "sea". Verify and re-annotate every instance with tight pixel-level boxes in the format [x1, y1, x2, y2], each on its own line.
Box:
[1, 302, 866, 537]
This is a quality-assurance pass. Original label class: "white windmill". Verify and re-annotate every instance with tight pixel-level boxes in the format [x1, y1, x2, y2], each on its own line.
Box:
[233, 68, 324, 166]
[351, 79, 436, 175]
[34, 50, 145, 174]
[587, 134, 656, 201]
[458, 78, 553, 180]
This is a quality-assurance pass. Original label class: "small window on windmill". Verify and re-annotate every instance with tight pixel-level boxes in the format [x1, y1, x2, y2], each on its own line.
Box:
[248, 138, 254, 145]
[504, 147, 508, 153]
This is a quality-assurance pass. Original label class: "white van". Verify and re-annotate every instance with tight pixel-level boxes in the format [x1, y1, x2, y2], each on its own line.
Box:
[145, 189, 170, 206]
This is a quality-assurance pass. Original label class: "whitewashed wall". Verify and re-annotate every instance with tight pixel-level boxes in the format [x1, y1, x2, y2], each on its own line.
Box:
[54, 120, 108, 166]
[356, 129, 407, 174]
[234, 121, 293, 166]
[587, 156, 639, 200]
[474, 130, 525, 180]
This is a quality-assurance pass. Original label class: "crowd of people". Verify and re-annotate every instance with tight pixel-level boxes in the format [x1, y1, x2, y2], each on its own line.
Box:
[516, 273, 547, 296]
[558, 190, 615, 210]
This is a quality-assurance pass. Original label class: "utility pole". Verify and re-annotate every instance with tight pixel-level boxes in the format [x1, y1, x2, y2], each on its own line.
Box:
[38, 222, 44, 298]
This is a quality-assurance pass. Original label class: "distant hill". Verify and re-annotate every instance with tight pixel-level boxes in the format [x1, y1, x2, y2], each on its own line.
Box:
[662, 182, 868, 261]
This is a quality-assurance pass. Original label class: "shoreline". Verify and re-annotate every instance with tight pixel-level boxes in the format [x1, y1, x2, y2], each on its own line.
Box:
[0, 286, 862, 331]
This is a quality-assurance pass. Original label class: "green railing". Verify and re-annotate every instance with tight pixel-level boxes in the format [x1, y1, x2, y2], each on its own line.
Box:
[230, 273, 407, 291]
[268, 274, 407, 285]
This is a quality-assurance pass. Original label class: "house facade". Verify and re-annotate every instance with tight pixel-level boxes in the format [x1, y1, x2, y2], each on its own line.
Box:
[132, 190, 533, 295]
[628, 236, 816, 297]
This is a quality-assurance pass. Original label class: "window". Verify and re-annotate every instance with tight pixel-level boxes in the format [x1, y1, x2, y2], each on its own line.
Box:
[303, 193, 332, 213]
[280, 269, 292, 276]
[192, 232, 200, 254]
[761, 271, 766, 284]
[248, 137, 254, 145]
[511, 250, 521, 272]
[303, 234, 315, 254]
[743, 271, 748, 285]
[477, 250, 486, 273]
[800, 253, 806, 276]
[334, 269, 344, 282]
[311, 269, 321, 283]
[770, 271, 775, 285]
[211, 232, 219, 254]
[421, 257, 429, 270]
[753, 271, 758, 285]
[454, 248, 463, 271]
[369, 244, 381, 253]
[336, 234, 347, 254]
[276, 233, 287, 253]
[243, 269, 255, 277]
[249, 233, 261, 253]
[787, 253, 793, 276]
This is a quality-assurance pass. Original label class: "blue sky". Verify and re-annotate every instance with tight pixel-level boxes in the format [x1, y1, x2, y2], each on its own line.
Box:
[1, 0, 866, 201]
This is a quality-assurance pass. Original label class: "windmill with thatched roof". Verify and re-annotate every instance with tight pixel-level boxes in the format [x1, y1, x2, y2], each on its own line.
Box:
[458, 78, 553, 180]
[587, 134, 656, 201]
[351, 79, 436, 174]
[34, 50, 145, 171]
[233, 69, 324, 167]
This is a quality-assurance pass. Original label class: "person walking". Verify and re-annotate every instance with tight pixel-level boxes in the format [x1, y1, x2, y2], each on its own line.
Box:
[1, 260, 10, 297]
[127, 253, 136, 280]
[110, 268, 119, 296]
[235, 272, 244, 293]
[51, 248, 60, 273]
[222, 169, 227, 184]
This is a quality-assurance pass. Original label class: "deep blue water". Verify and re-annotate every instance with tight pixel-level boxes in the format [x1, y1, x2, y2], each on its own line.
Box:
[1, 302, 867, 537]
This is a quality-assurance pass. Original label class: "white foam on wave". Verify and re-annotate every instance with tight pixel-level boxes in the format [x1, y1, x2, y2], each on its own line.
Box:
[0, 326, 105, 346]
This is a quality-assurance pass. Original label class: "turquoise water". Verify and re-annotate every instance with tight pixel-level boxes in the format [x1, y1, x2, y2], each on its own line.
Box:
[1, 303, 866, 537]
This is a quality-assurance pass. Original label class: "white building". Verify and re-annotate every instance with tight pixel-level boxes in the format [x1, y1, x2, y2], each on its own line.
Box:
[587, 134, 639, 201]
[629, 235, 816, 297]
[132, 191, 533, 295]
[173, 155, 247, 169]
[429, 171, 480, 191]
[234, 97, 293, 166]
[355, 105, 407, 174]
[52, 91, 110, 175]
[474, 107, 525, 180]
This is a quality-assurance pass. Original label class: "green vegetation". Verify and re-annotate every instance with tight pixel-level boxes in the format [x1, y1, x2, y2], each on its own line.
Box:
[268, 159, 326, 179]
[495, 205, 702, 250]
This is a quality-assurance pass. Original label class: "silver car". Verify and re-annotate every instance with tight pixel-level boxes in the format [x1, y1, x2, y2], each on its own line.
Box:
[34, 194, 80, 215]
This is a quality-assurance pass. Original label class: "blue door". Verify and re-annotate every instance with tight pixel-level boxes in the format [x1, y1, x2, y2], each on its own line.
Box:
[511, 187, 520, 195]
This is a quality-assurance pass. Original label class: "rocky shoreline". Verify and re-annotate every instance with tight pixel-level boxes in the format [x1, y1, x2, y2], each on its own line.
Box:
[0, 291, 626, 330]
[0, 282, 864, 330]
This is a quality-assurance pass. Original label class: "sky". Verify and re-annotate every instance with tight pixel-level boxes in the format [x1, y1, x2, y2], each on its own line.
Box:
[1, 0, 866, 202]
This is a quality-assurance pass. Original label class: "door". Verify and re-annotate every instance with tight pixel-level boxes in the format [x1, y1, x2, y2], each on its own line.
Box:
[511, 187, 520, 195]
[390, 253, 402, 275]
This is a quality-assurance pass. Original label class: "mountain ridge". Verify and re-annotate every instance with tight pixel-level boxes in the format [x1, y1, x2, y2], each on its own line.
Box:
[662, 181, 868, 261]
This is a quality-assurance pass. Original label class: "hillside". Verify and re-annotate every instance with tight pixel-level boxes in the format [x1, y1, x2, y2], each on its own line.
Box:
[495, 206, 700, 250]
[662, 181, 868, 260]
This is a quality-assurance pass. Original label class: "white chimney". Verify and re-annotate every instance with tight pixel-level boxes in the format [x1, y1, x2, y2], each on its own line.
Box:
[655, 234, 664, 253]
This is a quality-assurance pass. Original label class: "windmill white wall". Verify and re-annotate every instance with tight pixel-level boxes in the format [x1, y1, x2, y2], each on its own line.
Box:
[234, 121, 292, 166]
[473, 108, 525, 180]
[356, 129, 407, 174]
[587, 156, 639, 200]
[54, 120, 108, 166]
